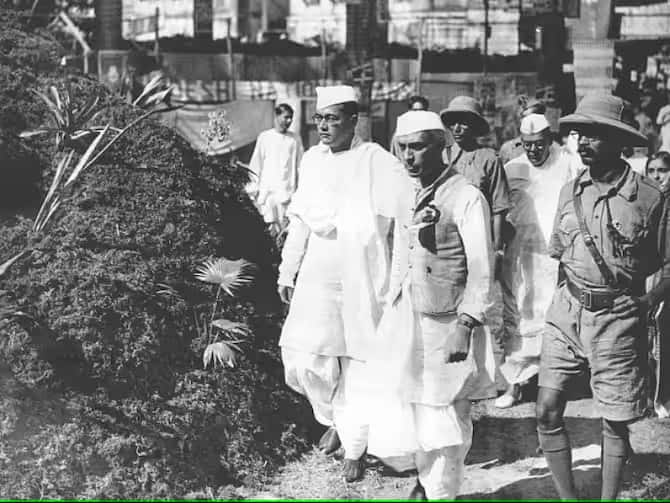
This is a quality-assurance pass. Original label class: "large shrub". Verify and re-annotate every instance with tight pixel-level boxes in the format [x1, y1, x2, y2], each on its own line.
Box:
[0, 8, 311, 498]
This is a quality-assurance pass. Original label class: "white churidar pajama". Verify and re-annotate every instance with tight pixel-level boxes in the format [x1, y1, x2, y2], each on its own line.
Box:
[246, 128, 303, 227]
[499, 144, 582, 385]
[278, 137, 411, 460]
[367, 174, 496, 499]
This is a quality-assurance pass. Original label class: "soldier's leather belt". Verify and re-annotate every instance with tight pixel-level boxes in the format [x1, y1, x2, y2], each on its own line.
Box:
[565, 278, 625, 312]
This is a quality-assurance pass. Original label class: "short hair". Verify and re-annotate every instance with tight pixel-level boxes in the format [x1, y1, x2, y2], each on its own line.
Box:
[275, 103, 294, 116]
[408, 95, 429, 110]
[646, 150, 670, 173]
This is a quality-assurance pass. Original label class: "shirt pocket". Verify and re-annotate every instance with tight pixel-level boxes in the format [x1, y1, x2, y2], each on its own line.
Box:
[609, 216, 650, 272]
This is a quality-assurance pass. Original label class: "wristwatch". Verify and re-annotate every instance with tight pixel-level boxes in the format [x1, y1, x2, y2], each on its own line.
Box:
[457, 314, 480, 331]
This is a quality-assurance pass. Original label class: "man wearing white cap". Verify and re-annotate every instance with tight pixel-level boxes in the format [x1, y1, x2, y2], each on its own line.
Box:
[276, 85, 411, 482]
[367, 110, 496, 500]
[495, 113, 582, 409]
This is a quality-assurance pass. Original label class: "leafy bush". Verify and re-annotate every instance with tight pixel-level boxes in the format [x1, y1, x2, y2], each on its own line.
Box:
[0, 8, 311, 498]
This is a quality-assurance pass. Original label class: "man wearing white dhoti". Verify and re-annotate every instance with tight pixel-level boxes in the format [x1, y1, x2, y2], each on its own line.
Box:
[276, 86, 411, 482]
[495, 113, 582, 408]
[367, 111, 496, 500]
[246, 103, 304, 236]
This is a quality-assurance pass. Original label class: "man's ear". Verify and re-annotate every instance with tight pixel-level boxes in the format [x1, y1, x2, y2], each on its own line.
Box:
[351, 113, 358, 125]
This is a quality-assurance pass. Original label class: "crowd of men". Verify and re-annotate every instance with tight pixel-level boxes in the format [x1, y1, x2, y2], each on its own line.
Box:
[246, 85, 670, 500]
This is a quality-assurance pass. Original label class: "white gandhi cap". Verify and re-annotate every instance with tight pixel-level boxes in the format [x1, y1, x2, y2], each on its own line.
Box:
[315, 85, 358, 110]
[395, 110, 446, 137]
[520, 113, 550, 135]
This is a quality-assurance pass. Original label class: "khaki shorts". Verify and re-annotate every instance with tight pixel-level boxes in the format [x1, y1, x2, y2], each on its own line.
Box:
[539, 284, 648, 422]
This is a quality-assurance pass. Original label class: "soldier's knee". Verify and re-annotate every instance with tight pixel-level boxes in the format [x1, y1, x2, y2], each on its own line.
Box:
[536, 392, 564, 430]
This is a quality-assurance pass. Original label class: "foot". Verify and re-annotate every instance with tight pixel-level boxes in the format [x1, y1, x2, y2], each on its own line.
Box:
[494, 384, 521, 409]
[318, 427, 341, 455]
[343, 457, 364, 482]
[408, 480, 427, 500]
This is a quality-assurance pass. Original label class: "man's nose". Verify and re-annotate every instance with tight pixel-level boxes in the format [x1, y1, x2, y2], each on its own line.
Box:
[578, 135, 589, 146]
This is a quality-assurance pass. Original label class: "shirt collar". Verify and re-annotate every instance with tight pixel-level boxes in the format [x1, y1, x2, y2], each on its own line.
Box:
[575, 160, 637, 201]
[415, 164, 452, 208]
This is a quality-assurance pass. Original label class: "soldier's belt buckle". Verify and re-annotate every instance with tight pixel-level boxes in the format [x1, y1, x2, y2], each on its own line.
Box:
[580, 290, 593, 310]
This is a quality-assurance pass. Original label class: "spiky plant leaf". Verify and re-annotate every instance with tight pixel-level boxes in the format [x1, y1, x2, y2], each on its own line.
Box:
[143, 87, 173, 107]
[0, 251, 27, 278]
[64, 124, 110, 187]
[33, 89, 65, 127]
[18, 129, 54, 139]
[133, 74, 164, 106]
[194, 258, 255, 295]
[74, 93, 100, 125]
[210, 319, 250, 337]
[33, 150, 73, 231]
[203, 341, 238, 369]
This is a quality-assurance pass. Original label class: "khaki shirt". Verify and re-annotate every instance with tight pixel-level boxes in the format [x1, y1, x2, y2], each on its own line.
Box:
[500, 135, 524, 165]
[450, 144, 511, 215]
[549, 161, 670, 290]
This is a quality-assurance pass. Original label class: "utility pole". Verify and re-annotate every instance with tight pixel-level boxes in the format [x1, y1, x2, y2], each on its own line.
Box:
[346, 0, 385, 140]
[415, 17, 425, 95]
[321, 22, 328, 81]
[483, 0, 490, 75]
[260, 0, 268, 40]
[226, 18, 236, 101]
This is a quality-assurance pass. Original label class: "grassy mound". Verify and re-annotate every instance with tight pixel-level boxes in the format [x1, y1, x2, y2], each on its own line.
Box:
[0, 9, 311, 498]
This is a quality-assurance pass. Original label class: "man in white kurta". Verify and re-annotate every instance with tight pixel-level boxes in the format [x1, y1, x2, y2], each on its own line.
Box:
[277, 86, 411, 482]
[246, 104, 303, 235]
[496, 113, 582, 408]
[367, 111, 496, 500]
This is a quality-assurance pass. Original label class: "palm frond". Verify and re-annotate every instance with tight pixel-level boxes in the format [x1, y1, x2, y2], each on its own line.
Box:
[194, 258, 255, 295]
[156, 283, 184, 302]
[210, 319, 250, 337]
[203, 341, 238, 369]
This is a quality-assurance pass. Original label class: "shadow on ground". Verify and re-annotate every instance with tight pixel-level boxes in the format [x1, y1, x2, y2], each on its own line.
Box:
[468, 415, 602, 465]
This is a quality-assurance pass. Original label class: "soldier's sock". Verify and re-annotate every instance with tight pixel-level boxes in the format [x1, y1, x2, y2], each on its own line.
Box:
[601, 419, 631, 500]
[538, 426, 577, 499]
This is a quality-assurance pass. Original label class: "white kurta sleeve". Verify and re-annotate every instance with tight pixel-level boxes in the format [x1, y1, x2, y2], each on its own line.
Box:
[370, 147, 413, 219]
[454, 186, 494, 323]
[277, 216, 310, 287]
[290, 135, 304, 196]
[246, 131, 265, 198]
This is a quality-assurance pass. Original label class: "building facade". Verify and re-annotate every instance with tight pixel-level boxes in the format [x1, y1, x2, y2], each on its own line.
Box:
[287, 0, 520, 54]
[121, 0, 289, 41]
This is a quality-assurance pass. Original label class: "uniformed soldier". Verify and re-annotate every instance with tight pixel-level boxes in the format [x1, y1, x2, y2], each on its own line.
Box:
[439, 96, 511, 271]
[536, 93, 670, 500]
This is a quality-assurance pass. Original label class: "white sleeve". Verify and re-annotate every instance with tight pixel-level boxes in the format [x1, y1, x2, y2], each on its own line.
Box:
[370, 148, 413, 219]
[277, 216, 310, 287]
[246, 132, 264, 197]
[454, 187, 494, 323]
[290, 135, 304, 195]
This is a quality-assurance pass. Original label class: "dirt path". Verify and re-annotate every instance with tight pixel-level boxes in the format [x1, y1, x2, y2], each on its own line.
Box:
[258, 398, 670, 499]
